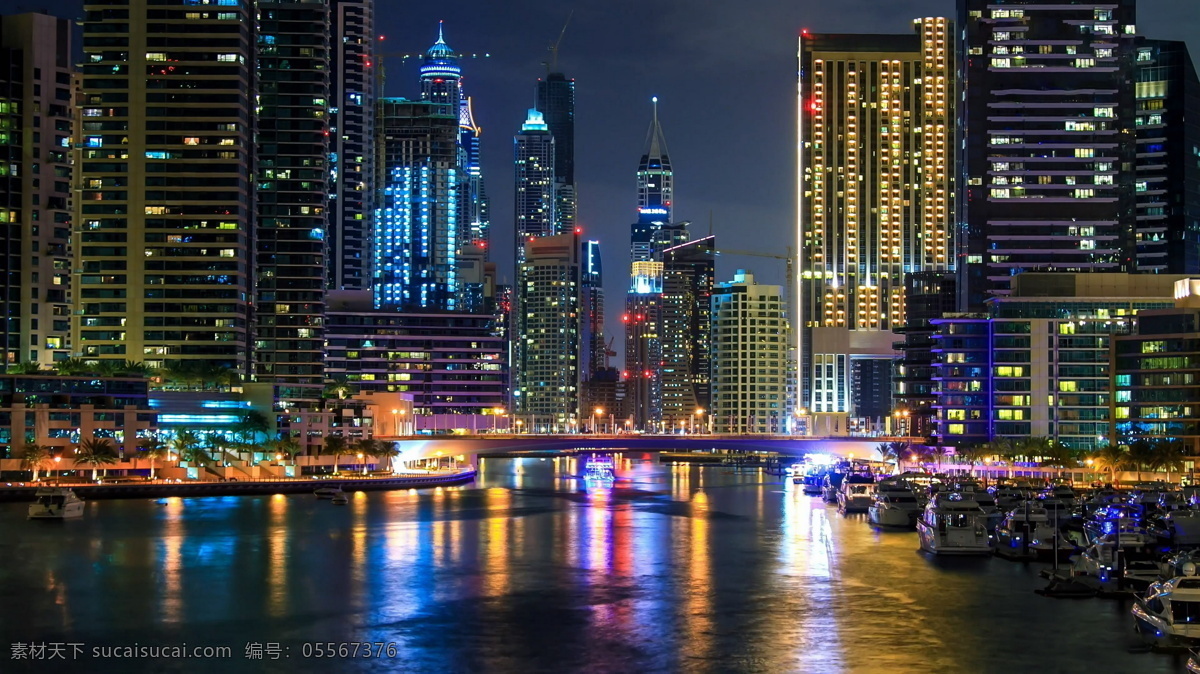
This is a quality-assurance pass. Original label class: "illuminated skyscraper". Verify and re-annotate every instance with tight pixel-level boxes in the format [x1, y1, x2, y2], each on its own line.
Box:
[328, 0, 376, 291]
[0, 13, 73, 367]
[76, 1, 255, 372]
[375, 98, 459, 311]
[513, 108, 557, 262]
[253, 0, 332, 436]
[797, 18, 954, 417]
[580, 240, 605, 378]
[459, 96, 489, 253]
[513, 232, 580, 430]
[537, 71, 576, 232]
[419, 22, 460, 113]
[711, 271, 788, 434]
[624, 99, 681, 430]
[661, 236, 715, 427]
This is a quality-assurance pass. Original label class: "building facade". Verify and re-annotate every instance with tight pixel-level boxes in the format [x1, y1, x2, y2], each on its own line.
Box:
[711, 271, 788, 434]
[328, 0, 376, 291]
[798, 18, 954, 422]
[537, 71, 575, 233]
[75, 0, 255, 372]
[661, 236, 715, 427]
[0, 14, 73, 368]
[513, 108, 557, 261]
[580, 239, 605, 378]
[513, 232, 580, 430]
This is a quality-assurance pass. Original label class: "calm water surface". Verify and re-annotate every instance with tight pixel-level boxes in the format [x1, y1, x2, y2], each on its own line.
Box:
[0, 454, 1183, 673]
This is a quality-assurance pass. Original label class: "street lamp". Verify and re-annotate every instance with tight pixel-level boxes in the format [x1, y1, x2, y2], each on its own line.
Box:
[594, 407, 604, 434]
[679, 420, 687, 435]
[391, 408, 399, 436]
[693, 408, 705, 435]
[357, 452, 366, 475]
[514, 419, 524, 434]
[492, 407, 504, 433]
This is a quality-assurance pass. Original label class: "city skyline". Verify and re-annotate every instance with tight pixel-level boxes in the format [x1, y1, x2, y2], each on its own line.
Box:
[18, 0, 1200, 369]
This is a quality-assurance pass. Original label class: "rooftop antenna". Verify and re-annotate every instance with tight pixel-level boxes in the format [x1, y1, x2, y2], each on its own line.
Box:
[546, 10, 574, 74]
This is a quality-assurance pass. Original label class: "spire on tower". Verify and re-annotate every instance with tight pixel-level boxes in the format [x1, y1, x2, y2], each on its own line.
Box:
[644, 96, 669, 160]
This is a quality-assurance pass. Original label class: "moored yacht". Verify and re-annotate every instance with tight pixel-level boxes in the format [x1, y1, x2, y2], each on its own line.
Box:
[314, 486, 344, 499]
[821, 472, 845, 503]
[1132, 570, 1200, 647]
[916, 492, 992, 555]
[868, 489, 922, 528]
[838, 477, 874, 514]
[994, 506, 1065, 555]
[28, 488, 85, 520]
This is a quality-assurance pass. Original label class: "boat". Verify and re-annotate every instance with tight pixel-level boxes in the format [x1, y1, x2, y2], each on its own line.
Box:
[582, 455, 616, 485]
[994, 506, 1067, 555]
[1188, 651, 1200, 674]
[1132, 567, 1200, 647]
[1150, 510, 1200, 548]
[314, 486, 344, 499]
[27, 488, 85, 520]
[969, 489, 1004, 532]
[990, 485, 1027, 511]
[800, 469, 825, 496]
[1036, 485, 1077, 520]
[837, 475, 874, 514]
[867, 488, 922, 528]
[1083, 504, 1147, 545]
[330, 492, 349, 505]
[916, 492, 992, 555]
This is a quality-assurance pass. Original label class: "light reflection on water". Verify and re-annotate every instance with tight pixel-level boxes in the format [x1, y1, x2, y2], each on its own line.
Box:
[0, 453, 1186, 673]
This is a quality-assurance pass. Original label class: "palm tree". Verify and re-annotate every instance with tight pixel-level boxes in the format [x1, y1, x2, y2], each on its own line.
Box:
[1127, 439, 1156, 482]
[1151, 440, 1188, 484]
[322, 376, 354, 401]
[54, 357, 94, 376]
[372, 440, 401, 473]
[6, 361, 42, 375]
[76, 437, 117, 480]
[171, 429, 205, 465]
[955, 443, 988, 477]
[234, 411, 272, 449]
[1037, 440, 1077, 469]
[910, 444, 936, 468]
[273, 437, 302, 462]
[19, 443, 53, 482]
[353, 438, 377, 473]
[1088, 443, 1128, 486]
[140, 436, 171, 480]
[325, 435, 347, 474]
[875, 442, 905, 467]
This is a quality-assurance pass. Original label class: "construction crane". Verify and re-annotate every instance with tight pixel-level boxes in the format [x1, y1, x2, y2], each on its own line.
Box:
[713, 246, 796, 323]
[543, 10, 574, 74]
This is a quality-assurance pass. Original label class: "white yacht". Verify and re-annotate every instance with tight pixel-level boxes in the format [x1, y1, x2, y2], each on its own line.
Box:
[28, 488, 85, 520]
[330, 492, 349, 505]
[837, 479, 874, 514]
[916, 492, 991, 555]
[868, 489, 922, 528]
[970, 489, 1003, 532]
[1132, 567, 1200, 647]
[990, 485, 1027, 511]
[994, 506, 1064, 554]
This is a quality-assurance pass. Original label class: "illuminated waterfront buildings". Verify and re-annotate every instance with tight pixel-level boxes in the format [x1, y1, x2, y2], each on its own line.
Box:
[0, 13, 73, 367]
[513, 108, 557, 261]
[537, 71, 576, 233]
[797, 17, 954, 423]
[581, 240, 605, 378]
[711, 271, 788, 434]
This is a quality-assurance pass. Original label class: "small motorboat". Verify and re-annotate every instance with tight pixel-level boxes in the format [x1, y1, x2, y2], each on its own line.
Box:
[582, 455, 616, 485]
[314, 486, 344, 499]
[28, 488, 85, 520]
[867, 488, 921, 528]
[331, 492, 349, 505]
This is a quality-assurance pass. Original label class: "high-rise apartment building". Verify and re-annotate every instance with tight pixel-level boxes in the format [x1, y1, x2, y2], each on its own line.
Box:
[797, 18, 954, 420]
[252, 1, 332, 437]
[76, 1, 255, 372]
[958, 1, 1150, 310]
[513, 108, 557, 262]
[0, 13, 73, 367]
[328, 0, 376, 291]
[661, 236, 715, 427]
[513, 232, 580, 430]
[711, 271, 788, 434]
[374, 97, 460, 310]
[580, 239, 605, 378]
[459, 96, 489, 253]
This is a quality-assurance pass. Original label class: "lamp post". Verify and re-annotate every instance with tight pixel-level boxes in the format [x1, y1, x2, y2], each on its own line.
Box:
[679, 420, 687, 435]
[357, 452, 366, 475]
[593, 407, 603, 434]
[515, 419, 524, 435]
[492, 407, 504, 433]
[694, 408, 704, 435]
[392, 409, 399, 436]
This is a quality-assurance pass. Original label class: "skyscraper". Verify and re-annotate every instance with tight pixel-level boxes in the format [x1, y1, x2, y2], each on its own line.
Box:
[252, 1, 332, 432]
[513, 108, 557, 262]
[76, 1, 255, 372]
[459, 96, 489, 254]
[375, 98, 460, 311]
[0, 13, 73, 367]
[328, 0, 376, 291]
[661, 236, 715, 427]
[957, 1, 1142, 309]
[711, 271, 788, 434]
[624, 99, 682, 430]
[580, 239, 604, 377]
[419, 22, 460, 113]
[513, 231, 580, 430]
[797, 18, 954, 417]
[537, 71, 576, 232]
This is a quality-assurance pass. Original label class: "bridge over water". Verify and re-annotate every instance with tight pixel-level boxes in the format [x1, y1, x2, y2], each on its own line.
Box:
[392, 435, 914, 464]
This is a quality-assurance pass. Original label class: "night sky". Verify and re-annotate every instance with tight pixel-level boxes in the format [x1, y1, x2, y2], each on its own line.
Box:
[17, 0, 1200, 367]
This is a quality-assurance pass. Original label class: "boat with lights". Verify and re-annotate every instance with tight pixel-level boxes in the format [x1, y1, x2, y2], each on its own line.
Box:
[916, 492, 991, 555]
